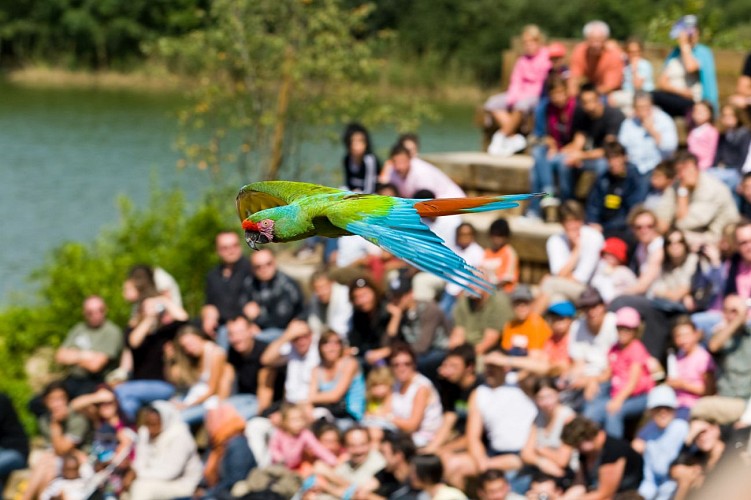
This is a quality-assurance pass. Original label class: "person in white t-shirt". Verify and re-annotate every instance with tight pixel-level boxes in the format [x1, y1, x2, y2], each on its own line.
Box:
[260, 320, 320, 405]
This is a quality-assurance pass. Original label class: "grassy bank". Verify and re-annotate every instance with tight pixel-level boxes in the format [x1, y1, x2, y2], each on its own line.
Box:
[3, 65, 185, 93]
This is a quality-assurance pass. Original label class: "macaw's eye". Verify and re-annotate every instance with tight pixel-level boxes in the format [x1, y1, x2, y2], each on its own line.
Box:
[261, 220, 269, 227]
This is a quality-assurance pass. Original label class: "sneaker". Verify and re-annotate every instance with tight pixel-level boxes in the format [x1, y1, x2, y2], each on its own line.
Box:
[488, 131, 511, 157]
[506, 134, 528, 154]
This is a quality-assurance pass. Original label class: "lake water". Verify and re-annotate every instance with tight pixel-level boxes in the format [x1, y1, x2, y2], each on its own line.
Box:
[0, 83, 481, 303]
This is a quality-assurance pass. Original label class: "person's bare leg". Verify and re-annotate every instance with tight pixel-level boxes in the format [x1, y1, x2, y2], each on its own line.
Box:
[21, 451, 58, 500]
[443, 452, 478, 490]
[504, 110, 523, 136]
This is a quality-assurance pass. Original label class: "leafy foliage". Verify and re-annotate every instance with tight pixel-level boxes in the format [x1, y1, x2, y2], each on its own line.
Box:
[0, 186, 235, 429]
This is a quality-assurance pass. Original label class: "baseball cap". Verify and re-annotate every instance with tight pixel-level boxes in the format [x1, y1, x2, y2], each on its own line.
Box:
[387, 271, 412, 297]
[510, 284, 534, 303]
[602, 237, 628, 265]
[615, 306, 641, 329]
[647, 385, 678, 410]
[548, 42, 567, 59]
[547, 301, 576, 318]
[576, 287, 603, 308]
[670, 15, 698, 39]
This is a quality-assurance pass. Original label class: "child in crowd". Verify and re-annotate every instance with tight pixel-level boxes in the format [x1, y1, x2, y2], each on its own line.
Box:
[313, 422, 344, 461]
[666, 317, 716, 420]
[40, 453, 93, 500]
[361, 366, 396, 444]
[687, 100, 719, 170]
[632, 385, 689, 500]
[481, 217, 519, 292]
[590, 237, 638, 304]
[644, 160, 677, 211]
[269, 403, 338, 474]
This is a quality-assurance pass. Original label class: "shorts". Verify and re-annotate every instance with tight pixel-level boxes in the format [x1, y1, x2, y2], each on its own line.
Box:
[484, 92, 539, 114]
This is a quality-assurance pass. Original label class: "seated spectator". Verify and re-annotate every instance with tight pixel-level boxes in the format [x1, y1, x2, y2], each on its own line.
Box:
[481, 218, 519, 292]
[710, 103, 751, 193]
[269, 403, 338, 472]
[308, 269, 353, 338]
[349, 276, 392, 365]
[617, 92, 678, 186]
[528, 76, 577, 217]
[687, 100, 719, 170]
[544, 42, 570, 92]
[729, 50, 751, 113]
[225, 314, 276, 420]
[590, 237, 638, 304]
[308, 330, 366, 421]
[40, 452, 92, 500]
[739, 172, 751, 217]
[165, 324, 227, 425]
[585, 142, 646, 235]
[568, 20, 624, 96]
[313, 422, 344, 463]
[652, 15, 718, 117]
[525, 471, 565, 500]
[632, 385, 689, 500]
[624, 207, 665, 295]
[126, 401, 202, 500]
[644, 160, 677, 211]
[669, 416, 726, 500]
[362, 366, 394, 431]
[413, 188, 463, 251]
[444, 359, 537, 490]
[584, 307, 655, 439]
[387, 144, 465, 199]
[477, 469, 527, 500]
[655, 151, 740, 247]
[666, 316, 716, 420]
[561, 416, 644, 498]
[649, 228, 700, 307]
[128, 263, 184, 311]
[520, 377, 575, 479]
[503, 285, 551, 361]
[567, 288, 618, 411]
[30, 295, 123, 416]
[692, 294, 751, 424]
[261, 320, 320, 405]
[448, 284, 512, 356]
[378, 132, 421, 184]
[0, 392, 28, 496]
[537, 201, 604, 309]
[201, 231, 253, 349]
[200, 404, 256, 499]
[23, 381, 92, 500]
[377, 272, 450, 377]
[244, 249, 306, 343]
[424, 344, 482, 455]
[114, 292, 188, 423]
[485, 25, 551, 157]
[353, 430, 420, 499]
[342, 122, 381, 194]
[385, 343, 443, 448]
[609, 37, 655, 114]
[409, 454, 468, 499]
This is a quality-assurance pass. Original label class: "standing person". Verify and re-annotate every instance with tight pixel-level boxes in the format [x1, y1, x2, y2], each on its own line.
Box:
[485, 25, 551, 157]
[201, 231, 252, 349]
[0, 392, 28, 497]
[652, 15, 719, 116]
[342, 122, 381, 194]
[244, 249, 306, 343]
[568, 20, 624, 97]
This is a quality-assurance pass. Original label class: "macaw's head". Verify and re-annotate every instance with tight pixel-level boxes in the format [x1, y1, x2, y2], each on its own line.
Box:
[241, 219, 275, 250]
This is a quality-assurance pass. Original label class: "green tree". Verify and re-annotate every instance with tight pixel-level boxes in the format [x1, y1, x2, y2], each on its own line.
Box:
[154, 0, 430, 183]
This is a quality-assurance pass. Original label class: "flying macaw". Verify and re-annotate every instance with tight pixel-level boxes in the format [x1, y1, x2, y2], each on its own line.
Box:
[237, 181, 543, 295]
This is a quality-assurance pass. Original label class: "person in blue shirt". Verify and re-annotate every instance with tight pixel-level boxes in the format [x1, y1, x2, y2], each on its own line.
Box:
[632, 385, 689, 500]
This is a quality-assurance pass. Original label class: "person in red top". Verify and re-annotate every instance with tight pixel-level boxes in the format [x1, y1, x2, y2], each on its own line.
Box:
[501, 285, 552, 356]
[568, 20, 624, 97]
[584, 307, 655, 438]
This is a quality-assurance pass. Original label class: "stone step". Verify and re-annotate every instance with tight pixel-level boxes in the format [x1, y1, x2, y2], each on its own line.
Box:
[421, 151, 533, 196]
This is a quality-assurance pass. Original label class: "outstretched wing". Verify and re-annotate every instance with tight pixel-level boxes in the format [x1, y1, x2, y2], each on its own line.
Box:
[327, 196, 493, 296]
[236, 181, 344, 221]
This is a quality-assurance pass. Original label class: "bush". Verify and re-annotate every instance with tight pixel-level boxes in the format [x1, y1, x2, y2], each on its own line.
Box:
[0, 185, 236, 430]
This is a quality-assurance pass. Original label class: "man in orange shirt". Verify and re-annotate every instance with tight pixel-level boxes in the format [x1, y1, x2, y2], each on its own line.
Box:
[568, 20, 624, 97]
[501, 285, 552, 355]
[481, 218, 519, 293]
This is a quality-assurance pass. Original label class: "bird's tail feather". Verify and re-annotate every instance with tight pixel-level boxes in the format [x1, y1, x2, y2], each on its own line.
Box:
[413, 193, 547, 217]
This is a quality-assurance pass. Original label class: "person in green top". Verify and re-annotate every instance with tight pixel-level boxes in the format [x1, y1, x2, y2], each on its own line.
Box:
[449, 287, 513, 356]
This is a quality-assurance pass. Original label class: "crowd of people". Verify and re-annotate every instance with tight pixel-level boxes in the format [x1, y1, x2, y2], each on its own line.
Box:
[3, 14, 751, 500]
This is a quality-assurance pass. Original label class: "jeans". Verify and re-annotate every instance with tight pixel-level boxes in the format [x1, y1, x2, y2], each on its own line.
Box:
[690, 310, 724, 342]
[0, 448, 26, 498]
[115, 380, 175, 422]
[584, 381, 648, 438]
[226, 394, 260, 421]
[529, 145, 566, 215]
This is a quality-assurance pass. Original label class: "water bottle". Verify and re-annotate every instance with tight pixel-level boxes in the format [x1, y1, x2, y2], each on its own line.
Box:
[667, 348, 678, 379]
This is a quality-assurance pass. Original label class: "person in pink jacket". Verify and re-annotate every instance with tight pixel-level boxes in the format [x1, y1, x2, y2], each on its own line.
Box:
[268, 403, 338, 472]
[687, 100, 719, 170]
[485, 24, 551, 157]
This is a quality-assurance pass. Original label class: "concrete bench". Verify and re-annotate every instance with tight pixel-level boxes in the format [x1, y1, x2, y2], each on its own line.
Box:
[421, 151, 533, 197]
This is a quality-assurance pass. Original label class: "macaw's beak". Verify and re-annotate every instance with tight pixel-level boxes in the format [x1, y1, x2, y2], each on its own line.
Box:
[245, 231, 259, 250]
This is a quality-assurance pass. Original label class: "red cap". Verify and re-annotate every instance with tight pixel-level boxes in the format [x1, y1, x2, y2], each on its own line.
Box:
[602, 237, 628, 264]
[548, 42, 567, 59]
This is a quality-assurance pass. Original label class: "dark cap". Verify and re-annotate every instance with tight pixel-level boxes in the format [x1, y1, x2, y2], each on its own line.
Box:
[387, 271, 413, 297]
[577, 287, 603, 308]
[510, 284, 534, 303]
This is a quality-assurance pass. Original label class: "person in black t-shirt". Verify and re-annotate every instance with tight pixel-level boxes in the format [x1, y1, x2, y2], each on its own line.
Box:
[559, 83, 625, 203]
[355, 431, 421, 500]
[0, 392, 28, 495]
[423, 344, 482, 455]
[730, 52, 751, 114]
[225, 314, 279, 419]
[561, 416, 643, 498]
